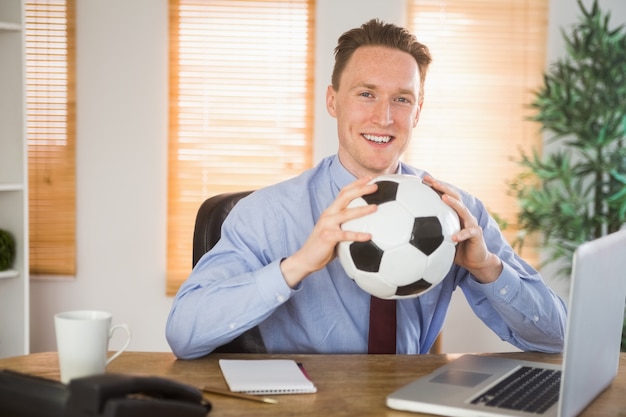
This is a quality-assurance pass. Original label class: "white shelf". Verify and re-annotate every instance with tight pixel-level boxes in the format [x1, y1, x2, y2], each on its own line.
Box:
[0, 0, 29, 358]
[0, 269, 19, 280]
[0, 22, 21, 31]
[0, 183, 23, 192]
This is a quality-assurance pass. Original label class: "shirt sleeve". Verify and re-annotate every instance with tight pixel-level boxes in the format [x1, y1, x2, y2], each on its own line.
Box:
[457, 192, 567, 353]
[165, 193, 295, 359]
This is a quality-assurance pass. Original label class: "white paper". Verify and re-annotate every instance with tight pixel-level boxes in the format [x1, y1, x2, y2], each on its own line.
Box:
[219, 359, 317, 395]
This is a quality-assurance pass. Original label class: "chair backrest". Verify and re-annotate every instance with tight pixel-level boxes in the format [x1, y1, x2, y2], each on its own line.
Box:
[192, 191, 252, 267]
[191, 191, 266, 353]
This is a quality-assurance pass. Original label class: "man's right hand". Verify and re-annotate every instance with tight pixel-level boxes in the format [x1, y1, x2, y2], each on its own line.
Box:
[280, 176, 378, 288]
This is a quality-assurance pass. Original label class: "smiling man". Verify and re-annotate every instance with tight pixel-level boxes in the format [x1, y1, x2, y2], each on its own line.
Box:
[166, 19, 567, 359]
[328, 42, 423, 179]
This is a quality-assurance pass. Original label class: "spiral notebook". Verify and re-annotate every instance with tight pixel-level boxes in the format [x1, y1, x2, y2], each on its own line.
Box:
[219, 359, 317, 395]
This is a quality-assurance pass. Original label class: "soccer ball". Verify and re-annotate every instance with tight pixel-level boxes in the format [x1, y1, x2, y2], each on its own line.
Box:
[337, 174, 460, 299]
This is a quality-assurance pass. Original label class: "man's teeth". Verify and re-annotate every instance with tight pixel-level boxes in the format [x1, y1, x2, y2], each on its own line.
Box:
[364, 134, 391, 143]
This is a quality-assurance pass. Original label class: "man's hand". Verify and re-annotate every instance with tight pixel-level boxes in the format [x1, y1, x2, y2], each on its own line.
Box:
[280, 177, 378, 288]
[422, 175, 502, 283]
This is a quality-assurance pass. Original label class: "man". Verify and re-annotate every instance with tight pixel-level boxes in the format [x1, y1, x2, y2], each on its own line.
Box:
[166, 19, 566, 359]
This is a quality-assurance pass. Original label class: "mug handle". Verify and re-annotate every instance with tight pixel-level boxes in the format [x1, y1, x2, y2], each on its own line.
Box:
[106, 323, 131, 365]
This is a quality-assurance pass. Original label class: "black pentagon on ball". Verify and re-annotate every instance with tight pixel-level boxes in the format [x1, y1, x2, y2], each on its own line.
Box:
[361, 180, 398, 205]
[395, 278, 432, 296]
[349, 240, 383, 272]
[410, 216, 444, 256]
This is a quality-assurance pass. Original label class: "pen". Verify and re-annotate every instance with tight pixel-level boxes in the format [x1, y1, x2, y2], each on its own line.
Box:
[200, 386, 278, 404]
[297, 362, 311, 380]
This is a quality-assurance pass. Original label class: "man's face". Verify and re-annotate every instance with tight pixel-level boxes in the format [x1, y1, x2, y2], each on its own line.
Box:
[327, 45, 422, 178]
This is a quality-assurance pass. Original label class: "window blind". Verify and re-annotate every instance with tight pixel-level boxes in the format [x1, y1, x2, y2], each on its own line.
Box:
[25, 0, 76, 276]
[167, 0, 315, 294]
[406, 0, 548, 264]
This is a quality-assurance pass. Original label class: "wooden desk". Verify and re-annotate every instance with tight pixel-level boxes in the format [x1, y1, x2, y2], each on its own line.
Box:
[1, 351, 625, 416]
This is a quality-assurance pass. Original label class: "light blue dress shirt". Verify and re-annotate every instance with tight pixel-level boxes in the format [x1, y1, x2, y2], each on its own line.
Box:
[166, 155, 567, 359]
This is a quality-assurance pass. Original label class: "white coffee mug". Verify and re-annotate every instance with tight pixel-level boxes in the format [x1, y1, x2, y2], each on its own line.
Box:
[54, 310, 131, 383]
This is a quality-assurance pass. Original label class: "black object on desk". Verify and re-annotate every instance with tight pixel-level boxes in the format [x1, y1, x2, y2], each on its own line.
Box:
[0, 370, 211, 417]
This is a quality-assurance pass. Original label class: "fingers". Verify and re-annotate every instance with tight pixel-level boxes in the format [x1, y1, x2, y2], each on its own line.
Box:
[321, 176, 378, 230]
[423, 175, 467, 219]
[331, 176, 377, 213]
[423, 175, 460, 200]
[423, 175, 478, 243]
[284, 177, 379, 285]
[423, 175, 502, 282]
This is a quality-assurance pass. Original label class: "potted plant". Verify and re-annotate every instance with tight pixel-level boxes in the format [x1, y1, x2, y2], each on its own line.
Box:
[0, 229, 16, 271]
[509, 0, 626, 349]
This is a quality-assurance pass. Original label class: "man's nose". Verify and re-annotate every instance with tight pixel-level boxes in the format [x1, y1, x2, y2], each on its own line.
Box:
[371, 101, 392, 125]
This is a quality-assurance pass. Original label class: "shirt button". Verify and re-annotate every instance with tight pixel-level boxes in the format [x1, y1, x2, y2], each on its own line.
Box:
[229, 322, 237, 330]
[533, 315, 539, 323]
[276, 294, 286, 303]
[499, 286, 508, 296]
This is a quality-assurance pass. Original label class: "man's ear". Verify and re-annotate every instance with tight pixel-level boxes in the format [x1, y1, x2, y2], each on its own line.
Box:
[326, 85, 337, 118]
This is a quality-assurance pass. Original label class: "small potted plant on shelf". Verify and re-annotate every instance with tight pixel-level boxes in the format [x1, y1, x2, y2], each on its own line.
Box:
[508, 0, 626, 350]
[0, 228, 16, 271]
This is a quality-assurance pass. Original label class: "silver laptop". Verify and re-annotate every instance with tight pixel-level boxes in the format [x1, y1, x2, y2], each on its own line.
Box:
[387, 229, 626, 417]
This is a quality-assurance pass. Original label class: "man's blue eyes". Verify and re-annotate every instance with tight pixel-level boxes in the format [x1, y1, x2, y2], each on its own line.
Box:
[358, 92, 411, 103]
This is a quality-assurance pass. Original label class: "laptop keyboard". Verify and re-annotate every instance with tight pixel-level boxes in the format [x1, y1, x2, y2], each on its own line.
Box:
[470, 366, 561, 414]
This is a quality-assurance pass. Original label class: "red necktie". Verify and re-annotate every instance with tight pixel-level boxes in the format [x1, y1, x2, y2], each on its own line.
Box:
[368, 296, 397, 354]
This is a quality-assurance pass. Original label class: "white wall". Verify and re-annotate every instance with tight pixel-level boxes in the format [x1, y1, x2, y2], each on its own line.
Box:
[30, 0, 172, 352]
[29, 0, 626, 354]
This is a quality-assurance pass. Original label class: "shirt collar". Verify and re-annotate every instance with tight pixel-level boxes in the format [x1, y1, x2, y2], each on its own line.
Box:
[329, 155, 411, 191]
[329, 155, 356, 192]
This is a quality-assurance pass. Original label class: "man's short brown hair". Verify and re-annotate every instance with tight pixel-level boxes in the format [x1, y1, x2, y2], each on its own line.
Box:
[331, 19, 432, 102]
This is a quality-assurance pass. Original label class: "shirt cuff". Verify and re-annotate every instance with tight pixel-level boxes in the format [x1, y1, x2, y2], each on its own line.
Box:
[255, 258, 296, 307]
[466, 262, 522, 304]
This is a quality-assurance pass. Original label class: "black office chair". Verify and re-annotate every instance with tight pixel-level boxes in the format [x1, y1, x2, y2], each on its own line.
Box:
[192, 191, 267, 353]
